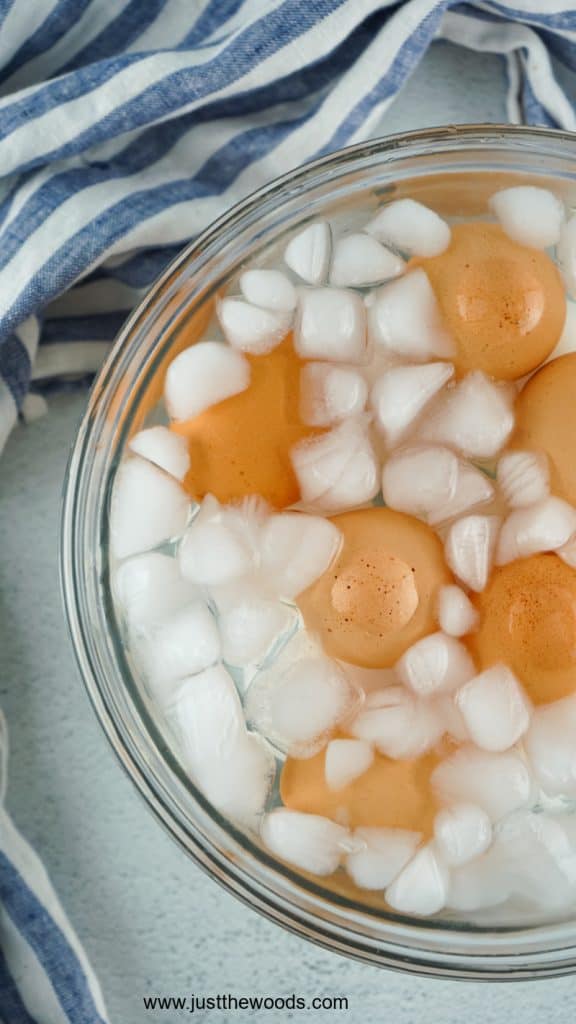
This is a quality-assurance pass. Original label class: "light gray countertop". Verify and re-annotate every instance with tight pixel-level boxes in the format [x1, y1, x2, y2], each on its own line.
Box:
[3, 39, 576, 1024]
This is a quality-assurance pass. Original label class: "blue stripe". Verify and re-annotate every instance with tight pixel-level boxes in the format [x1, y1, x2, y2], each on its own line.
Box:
[0, 0, 344, 168]
[539, 27, 576, 71]
[0, 99, 324, 338]
[0, 335, 31, 410]
[520, 62, 559, 127]
[42, 313, 127, 343]
[318, 2, 449, 155]
[0, 0, 95, 85]
[0, 0, 16, 28]
[0, 948, 36, 1024]
[92, 245, 181, 288]
[0, 852, 106, 1024]
[485, 1, 576, 32]
[0, 4, 370, 268]
[59, 0, 167, 75]
[0, 54, 145, 144]
[183, 0, 245, 46]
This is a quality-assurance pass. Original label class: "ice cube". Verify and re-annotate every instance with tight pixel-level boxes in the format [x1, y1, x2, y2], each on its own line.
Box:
[420, 372, 514, 458]
[129, 426, 190, 481]
[219, 494, 269, 556]
[194, 731, 276, 826]
[110, 457, 189, 559]
[178, 518, 253, 586]
[456, 664, 531, 753]
[146, 601, 221, 689]
[325, 739, 374, 791]
[366, 199, 451, 257]
[434, 803, 492, 867]
[496, 496, 576, 564]
[329, 232, 405, 287]
[317, 439, 379, 513]
[558, 533, 576, 569]
[435, 694, 470, 743]
[396, 632, 475, 697]
[447, 851, 511, 912]
[493, 812, 576, 909]
[428, 463, 494, 525]
[437, 584, 479, 637]
[247, 655, 361, 757]
[432, 745, 534, 822]
[386, 843, 449, 916]
[337, 663, 400, 695]
[525, 694, 576, 798]
[259, 512, 341, 598]
[490, 186, 564, 249]
[239, 269, 297, 312]
[371, 362, 454, 447]
[261, 808, 348, 875]
[350, 686, 444, 759]
[218, 298, 291, 355]
[368, 268, 453, 360]
[445, 514, 500, 592]
[497, 450, 550, 509]
[381, 445, 459, 518]
[164, 340, 250, 421]
[172, 667, 273, 824]
[284, 221, 332, 285]
[217, 588, 295, 667]
[345, 827, 421, 890]
[171, 664, 244, 761]
[292, 420, 379, 513]
[300, 362, 368, 426]
[558, 214, 576, 299]
[295, 287, 367, 363]
[114, 552, 197, 631]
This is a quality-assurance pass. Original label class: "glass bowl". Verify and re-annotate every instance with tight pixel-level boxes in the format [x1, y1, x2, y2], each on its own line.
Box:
[61, 124, 576, 980]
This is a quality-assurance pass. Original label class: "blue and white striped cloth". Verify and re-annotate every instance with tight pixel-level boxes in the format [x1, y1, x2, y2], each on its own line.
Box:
[0, 0, 575, 455]
[0, 1, 575, 1019]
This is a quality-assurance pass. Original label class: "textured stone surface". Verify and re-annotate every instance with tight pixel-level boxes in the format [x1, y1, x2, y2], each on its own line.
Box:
[4, 41, 575, 1024]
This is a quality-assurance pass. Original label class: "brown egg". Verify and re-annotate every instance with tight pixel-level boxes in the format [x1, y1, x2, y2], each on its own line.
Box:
[417, 223, 565, 380]
[514, 354, 576, 505]
[297, 507, 452, 668]
[280, 747, 438, 835]
[171, 336, 315, 509]
[469, 553, 576, 704]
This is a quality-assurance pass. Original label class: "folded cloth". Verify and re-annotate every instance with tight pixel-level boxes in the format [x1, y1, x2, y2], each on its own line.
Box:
[0, 1, 575, 1018]
[0, 0, 575, 454]
[0, 712, 108, 1022]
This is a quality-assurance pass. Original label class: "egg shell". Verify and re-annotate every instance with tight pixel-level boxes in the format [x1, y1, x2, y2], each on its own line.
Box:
[297, 507, 453, 669]
[470, 553, 576, 705]
[415, 223, 566, 380]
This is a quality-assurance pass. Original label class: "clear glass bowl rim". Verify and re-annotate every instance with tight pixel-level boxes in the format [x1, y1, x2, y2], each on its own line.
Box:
[61, 123, 576, 981]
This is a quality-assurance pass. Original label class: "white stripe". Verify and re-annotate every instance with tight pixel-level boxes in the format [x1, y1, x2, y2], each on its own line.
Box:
[0, 0, 131, 97]
[125, 0, 205, 52]
[0, 377, 17, 455]
[47, 278, 143, 316]
[0, 710, 7, 803]
[0, 0, 402, 174]
[21, 392, 48, 422]
[440, 10, 576, 129]
[0, 905, 68, 1024]
[76, 0, 437, 258]
[0, 0, 58, 68]
[15, 315, 41, 362]
[520, 42, 576, 128]
[0, 104, 295, 302]
[0, 805, 109, 1020]
[495, 0, 576, 13]
[32, 341, 111, 379]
